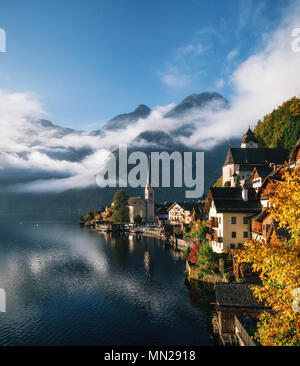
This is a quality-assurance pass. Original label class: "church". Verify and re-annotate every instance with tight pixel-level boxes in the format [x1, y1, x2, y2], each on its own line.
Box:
[222, 128, 289, 187]
[127, 158, 155, 224]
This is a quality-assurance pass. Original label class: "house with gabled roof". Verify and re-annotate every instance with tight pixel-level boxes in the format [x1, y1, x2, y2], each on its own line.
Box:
[204, 185, 261, 253]
[168, 201, 202, 225]
[222, 128, 288, 187]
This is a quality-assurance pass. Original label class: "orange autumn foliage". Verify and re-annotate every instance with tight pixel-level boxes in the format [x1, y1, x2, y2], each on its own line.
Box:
[236, 168, 300, 346]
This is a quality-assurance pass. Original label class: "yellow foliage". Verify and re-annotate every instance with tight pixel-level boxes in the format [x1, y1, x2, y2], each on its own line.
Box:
[236, 168, 300, 346]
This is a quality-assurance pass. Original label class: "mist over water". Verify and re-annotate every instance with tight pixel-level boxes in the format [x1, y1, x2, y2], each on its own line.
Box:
[0, 216, 215, 346]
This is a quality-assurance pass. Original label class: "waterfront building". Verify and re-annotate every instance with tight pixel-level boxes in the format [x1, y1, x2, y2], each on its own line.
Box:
[204, 185, 261, 253]
[168, 201, 202, 225]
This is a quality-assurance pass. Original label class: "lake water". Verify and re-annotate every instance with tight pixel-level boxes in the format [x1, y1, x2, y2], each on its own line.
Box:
[0, 215, 215, 346]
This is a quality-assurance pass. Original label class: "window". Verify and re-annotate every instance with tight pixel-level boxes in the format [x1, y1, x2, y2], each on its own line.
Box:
[231, 217, 236, 224]
[218, 217, 221, 224]
[232, 231, 236, 238]
[243, 217, 248, 224]
[238, 243, 243, 249]
[230, 244, 235, 249]
[266, 224, 270, 233]
[243, 231, 248, 238]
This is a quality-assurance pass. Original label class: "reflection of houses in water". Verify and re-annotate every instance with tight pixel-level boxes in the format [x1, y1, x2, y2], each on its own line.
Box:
[128, 234, 135, 252]
[143, 244, 153, 279]
[215, 283, 265, 346]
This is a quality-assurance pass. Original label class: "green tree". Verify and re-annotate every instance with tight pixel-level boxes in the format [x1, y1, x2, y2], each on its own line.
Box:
[254, 96, 300, 153]
[235, 175, 241, 187]
[112, 190, 130, 223]
[196, 242, 219, 276]
[224, 181, 231, 187]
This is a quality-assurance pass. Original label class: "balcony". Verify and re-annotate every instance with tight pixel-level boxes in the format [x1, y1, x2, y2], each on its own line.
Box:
[213, 234, 223, 243]
[207, 217, 218, 228]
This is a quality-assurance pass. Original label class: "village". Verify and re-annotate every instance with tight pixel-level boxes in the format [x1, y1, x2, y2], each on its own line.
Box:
[80, 128, 300, 346]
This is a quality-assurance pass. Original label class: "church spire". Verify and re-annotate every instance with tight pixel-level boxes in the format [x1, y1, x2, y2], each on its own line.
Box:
[240, 127, 258, 148]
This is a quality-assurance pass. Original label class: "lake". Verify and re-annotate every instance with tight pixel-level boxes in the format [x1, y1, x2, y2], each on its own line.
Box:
[0, 215, 215, 346]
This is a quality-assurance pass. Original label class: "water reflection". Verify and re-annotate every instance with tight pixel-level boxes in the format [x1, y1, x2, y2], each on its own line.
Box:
[0, 217, 214, 346]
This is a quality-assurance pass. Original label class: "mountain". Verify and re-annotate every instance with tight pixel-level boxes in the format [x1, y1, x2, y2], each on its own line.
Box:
[103, 104, 151, 130]
[164, 92, 229, 118]
[0, 91, 238, 214]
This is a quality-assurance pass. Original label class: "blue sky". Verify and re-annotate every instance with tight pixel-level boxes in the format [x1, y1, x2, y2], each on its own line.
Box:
[0, 0, 292, 129]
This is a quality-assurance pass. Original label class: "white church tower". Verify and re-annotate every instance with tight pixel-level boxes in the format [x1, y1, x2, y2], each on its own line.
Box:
[145, 155, 155, 223]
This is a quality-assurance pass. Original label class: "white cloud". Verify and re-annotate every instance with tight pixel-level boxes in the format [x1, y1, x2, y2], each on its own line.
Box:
[215, 78, 225, 89]
[226, 49, 239, 61]
[160, 69, 193, 89]
[1, 2, 300, 193]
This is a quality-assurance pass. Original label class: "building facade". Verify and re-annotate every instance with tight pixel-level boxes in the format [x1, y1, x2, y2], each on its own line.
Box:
[204, 186, 261, 253]
[222, 128, 288, 187]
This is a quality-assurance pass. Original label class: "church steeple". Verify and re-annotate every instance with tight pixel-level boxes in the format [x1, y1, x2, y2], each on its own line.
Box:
[240, 127, 258, 148]
[145, 155, 155, 223]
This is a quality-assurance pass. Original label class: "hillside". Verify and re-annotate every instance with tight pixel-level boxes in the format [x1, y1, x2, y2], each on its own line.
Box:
[254, 97, 300, 153]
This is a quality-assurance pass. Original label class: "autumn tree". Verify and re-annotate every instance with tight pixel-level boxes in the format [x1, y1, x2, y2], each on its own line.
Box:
[236, 168, 300, 346]
[112, 189, 130, 223]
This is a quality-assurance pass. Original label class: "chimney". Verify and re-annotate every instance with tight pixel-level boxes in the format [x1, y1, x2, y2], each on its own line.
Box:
[242, 183, 248, 202]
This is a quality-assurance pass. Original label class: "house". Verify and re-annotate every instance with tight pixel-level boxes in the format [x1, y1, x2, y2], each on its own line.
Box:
[215, 282, 265, 346]
[250, 166, 274, 192]
[101, 205, 113, 221]
[168, 201, 202, 225]
[154, 202, 172, 225]
[222, 128, 288, 186]
[204, 185, 261, 253]
[257, 168, 284, 208]
[128, 197, 146, 223]
[290, 137, 300, 174]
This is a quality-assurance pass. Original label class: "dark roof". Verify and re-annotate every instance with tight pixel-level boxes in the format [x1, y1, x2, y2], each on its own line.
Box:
[253, 209, 270, 222]
[224, 148, 289, 166]
[252, 166, 274, 179]
[215, 283, 264, 308]
[204, 187, 261, 213]
[241, 128, 259, 144]
[168, 201, 202, 212]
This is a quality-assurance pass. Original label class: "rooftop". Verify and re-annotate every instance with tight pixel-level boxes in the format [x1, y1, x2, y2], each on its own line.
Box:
[215, 283, 264, 308]
[204, 187, 261, 213]
[224, 147, 289, 166]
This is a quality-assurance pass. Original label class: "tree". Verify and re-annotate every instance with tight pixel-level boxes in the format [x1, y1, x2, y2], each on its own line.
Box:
[112, 190, 130, 223]
[236, 169, 300, 346]
[235, 175, 241, 187]
[183, 219, 208, 242]
[224, 181, 231, 187]
[196, 242, 219, 276]
[213, 176, 223, 187]
[133, 214, 142, 224]
[254, 96, 300, 152]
